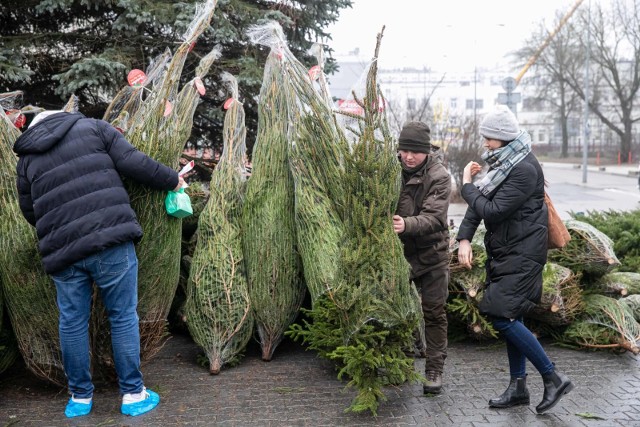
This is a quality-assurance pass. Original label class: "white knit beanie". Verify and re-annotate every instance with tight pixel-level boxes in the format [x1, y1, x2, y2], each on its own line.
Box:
[30, 110, 64, 128]
[479, 106, 520, 142]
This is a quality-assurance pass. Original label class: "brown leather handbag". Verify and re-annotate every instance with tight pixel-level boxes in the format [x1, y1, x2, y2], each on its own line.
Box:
[545, 191, 571, 249]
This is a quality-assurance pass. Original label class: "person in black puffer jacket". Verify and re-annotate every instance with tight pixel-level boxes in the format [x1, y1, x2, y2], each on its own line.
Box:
[13, 110, 184, 418]
[456, 107, 573, 414]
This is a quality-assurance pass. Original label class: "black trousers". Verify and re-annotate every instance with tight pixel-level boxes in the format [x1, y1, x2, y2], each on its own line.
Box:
[413, 267, 449, 373]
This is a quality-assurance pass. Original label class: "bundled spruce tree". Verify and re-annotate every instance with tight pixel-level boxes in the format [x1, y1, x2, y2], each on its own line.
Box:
[251, 23, 423, 415]
[589, 271, 640, 297]
[525, 263, 583, 326]
[248, 24, 345, 305]
[115, 0, 218, 363]
[561, 294, 640, 354]
[241, 44, 304, 361]
[91, 41, 223, 375]
[0, 101, 66, 385]
[549, 219, 620, 277]
[185, 73, 253, 373]
[621, 294, 640, 322]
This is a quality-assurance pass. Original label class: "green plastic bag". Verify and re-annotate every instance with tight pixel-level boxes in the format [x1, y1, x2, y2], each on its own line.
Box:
[165, 188, 193, 218]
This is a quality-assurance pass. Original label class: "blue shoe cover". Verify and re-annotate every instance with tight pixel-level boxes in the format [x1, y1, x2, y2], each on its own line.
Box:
[65, 398, 92, 418]
[121, 389, 160, 416]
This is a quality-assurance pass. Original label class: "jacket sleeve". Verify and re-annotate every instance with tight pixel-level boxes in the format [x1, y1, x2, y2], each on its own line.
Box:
[402, 169, 451, 237]
[97, 120, 179, 191]
[16, 160, 36, 226]
[456, 205, 482, 242]
[461, 163, 537, 224]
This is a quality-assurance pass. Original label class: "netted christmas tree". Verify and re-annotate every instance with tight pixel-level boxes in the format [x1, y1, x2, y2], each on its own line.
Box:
[0, 96, 69, 385]
[525, 263, 584, 326]
[247, 24, 345, 306]
[549, 219, 620, 277]
[241, 42, 304, 361]
[249, 23, 423, 415]
[621, 294, 640, 322]
[185, 73, 253, 374]
[588, 271, 640, 297]
[111, 0, 219, 365]
[561, 294, 640, 354]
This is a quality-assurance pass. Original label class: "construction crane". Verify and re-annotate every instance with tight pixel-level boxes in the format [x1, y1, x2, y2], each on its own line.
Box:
[500, 0, 585, 113]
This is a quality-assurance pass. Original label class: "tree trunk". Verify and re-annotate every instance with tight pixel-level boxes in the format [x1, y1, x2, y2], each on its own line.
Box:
[621, 119, 633, 163]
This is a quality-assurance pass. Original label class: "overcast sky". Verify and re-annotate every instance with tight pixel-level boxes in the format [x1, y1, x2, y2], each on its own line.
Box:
[327, 0, 585, 72]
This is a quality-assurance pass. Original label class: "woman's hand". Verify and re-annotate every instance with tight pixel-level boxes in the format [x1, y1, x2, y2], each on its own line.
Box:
[463, 161, 482, 184]
[392, 215, 405, 234]
[457, 239, 473, 269]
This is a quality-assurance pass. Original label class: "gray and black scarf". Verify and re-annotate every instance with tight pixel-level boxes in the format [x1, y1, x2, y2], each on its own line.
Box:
[475, 130, 532, 196]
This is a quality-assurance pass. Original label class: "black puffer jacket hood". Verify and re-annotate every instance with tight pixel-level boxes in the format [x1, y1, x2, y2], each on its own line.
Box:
[14, 112, 84, 155]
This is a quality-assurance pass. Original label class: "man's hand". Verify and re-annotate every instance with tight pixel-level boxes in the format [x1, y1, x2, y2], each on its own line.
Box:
[392, 215, 405, 234]
[457, 239, 473, 269]
[463, 161, 482, 185]
[174, 176, 186, 191]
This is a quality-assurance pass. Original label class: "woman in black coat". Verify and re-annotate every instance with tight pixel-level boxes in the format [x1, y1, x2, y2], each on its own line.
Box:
[456, 107, 573, 414]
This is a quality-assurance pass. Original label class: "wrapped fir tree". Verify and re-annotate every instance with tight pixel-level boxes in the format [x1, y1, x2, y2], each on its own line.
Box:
[112, 0, 219, 364]
[241, 42, 305, 361]
[249, 23, 423, 415]
[549, 219, 620, 277]
[561, 294, 640, 354]
[525, 263, 583, 326]
[0, 97, 66, 385]
[185, 73, 253, 373]
[589, 271, 640, 297]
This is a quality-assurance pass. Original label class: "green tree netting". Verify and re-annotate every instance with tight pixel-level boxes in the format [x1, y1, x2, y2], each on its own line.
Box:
[250, 23, 422, 415]
[526, 263, 584, 326]
[185, 73, 253, 374]
[248, 24, 345, 305]
[111, 0, 219, 365]
[0, 102, 65, 384]
[241, 47, 304, 361]
[548, 219, 620, 277]
[620, 294, 640, 322]
[590, 271, 640, 297]
[561, 294, 640, 354]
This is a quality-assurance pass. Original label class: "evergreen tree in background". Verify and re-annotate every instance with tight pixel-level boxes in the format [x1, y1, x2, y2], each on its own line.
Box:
[0, 0, 351, 153]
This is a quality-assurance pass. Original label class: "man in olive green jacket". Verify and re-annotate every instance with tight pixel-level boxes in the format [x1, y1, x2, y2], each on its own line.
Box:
[393, 121, 451, 395]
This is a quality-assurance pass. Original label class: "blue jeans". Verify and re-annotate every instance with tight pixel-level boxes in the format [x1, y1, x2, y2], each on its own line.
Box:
[492, 317, 554, 378]
[52, 241, 143, 398]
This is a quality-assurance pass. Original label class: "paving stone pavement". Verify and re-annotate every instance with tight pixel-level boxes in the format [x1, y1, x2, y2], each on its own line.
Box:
[1, 331, 639, 427]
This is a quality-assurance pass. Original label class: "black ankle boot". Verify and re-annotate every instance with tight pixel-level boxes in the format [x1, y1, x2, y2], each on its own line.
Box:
[536, 370, 574, 414]
[489, 376, 530, 408]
